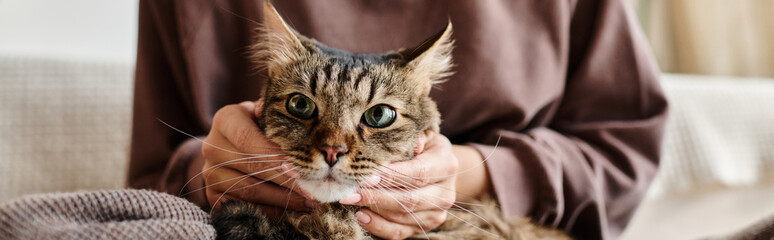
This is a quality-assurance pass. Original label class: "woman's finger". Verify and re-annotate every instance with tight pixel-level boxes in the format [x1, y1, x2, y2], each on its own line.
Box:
[204, 190, 238, 210]
[356, 209, 423, 240]
[369, 208, 448, 231]
[344, 181, 455, 213]
[204, 166, 311, 210]
[213, 103, 282, 155]
[376, 134, 458, 188]
[202, 118, 303, 194]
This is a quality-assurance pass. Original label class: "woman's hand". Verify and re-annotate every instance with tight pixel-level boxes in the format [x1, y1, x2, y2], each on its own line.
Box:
[338, 134, 480, 239]
[201, 100, 317, 215]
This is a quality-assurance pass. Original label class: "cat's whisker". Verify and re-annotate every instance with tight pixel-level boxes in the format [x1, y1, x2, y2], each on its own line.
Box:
[373, 184, 430, 239]
[207, 166, 296, 216]
[202, 156, 288, 180]
[358, 184, 381, 213]
[157, 118, 282, 156]
[209, 173, 254, 215]
[228, 167, 296, 193]
[372, 169, 459, 202]
[203, 158, 289, 178]
[451, 200, 487, 207]
[180, 155, 289, 196]
[372, 135, 503, 182]
[209, 167, 294, 214]
[376, 176, 495, 230]
[220, 159, 289, 164]
[203, 160, 291, 180]
[275, 175, 297, 193]
[371, 164, 483, 201]
[369, 190, 382, 213]
[372, 162, 490, 205]
[427, 135, 502, 179]
[372, 163, 417, 183]
[184, 165, 283, 197]
[370, 175, 492, 225]
[372, 169, 481, 207]
[372, 170, 416, 190]
[282, 176, 300, 219]
[371, 169, 486, 207]
[374, 172, 484, 208]
[373, 180, 500, 239]
[372, 168, 442, 193]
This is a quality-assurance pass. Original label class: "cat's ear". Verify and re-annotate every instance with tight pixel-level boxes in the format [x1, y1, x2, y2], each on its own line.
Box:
[257, 1, 306, 76]
[399, 21, 454, 94]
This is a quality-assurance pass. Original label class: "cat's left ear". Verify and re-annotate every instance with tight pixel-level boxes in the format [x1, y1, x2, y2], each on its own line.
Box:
[257, 1, 306, 77]
[399, 21, 454, 95]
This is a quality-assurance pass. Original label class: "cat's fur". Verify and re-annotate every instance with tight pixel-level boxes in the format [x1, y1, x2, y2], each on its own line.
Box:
[211, 2, 570, 240]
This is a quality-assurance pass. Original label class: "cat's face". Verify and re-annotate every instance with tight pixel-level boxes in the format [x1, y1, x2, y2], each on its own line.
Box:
[256, 3, 452, 202]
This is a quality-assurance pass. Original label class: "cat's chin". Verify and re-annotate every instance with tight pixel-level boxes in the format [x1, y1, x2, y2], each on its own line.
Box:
[296, 178, 358, 203]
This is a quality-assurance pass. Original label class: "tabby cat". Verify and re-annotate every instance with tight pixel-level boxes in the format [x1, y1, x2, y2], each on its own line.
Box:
[211, 2, 570, 240]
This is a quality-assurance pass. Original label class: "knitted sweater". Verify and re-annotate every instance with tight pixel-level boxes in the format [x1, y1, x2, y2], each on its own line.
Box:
[0, 189, 214, 240]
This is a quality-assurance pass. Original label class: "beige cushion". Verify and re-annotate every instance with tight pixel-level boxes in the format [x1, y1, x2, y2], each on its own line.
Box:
[0, 56, 133, 203]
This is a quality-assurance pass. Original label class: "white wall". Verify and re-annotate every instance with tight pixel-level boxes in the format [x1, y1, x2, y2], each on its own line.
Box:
[0, 0, 139, 62]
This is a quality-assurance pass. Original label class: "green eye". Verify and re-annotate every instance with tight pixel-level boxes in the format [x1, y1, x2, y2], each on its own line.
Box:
[363, 105, 396, 128]
[286, 94, 316, 119]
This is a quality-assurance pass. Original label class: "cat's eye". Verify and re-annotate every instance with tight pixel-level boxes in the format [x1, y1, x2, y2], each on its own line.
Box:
[362, 105, 396, 128]
[286, 94, 316, 119]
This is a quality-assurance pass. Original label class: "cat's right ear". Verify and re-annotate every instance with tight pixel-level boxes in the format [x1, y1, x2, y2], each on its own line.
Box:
[256, 1, 305, 77]
[398, 21, 454, 95]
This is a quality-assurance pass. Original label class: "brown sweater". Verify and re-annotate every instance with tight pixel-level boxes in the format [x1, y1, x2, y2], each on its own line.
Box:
[129, 0, 667, 239]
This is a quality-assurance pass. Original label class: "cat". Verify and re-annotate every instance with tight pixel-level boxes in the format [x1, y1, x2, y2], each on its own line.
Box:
[211, 2, 570, 240]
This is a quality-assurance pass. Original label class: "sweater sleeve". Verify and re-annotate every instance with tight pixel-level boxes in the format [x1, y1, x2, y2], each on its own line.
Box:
[473, 0, 667, 239]
[127, 0, 208, 208]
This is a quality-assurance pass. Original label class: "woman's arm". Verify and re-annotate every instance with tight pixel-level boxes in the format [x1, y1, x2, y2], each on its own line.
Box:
[128, 0, 263, 208]
[128, 0, 209, 207]
[468, 0, 667, 239]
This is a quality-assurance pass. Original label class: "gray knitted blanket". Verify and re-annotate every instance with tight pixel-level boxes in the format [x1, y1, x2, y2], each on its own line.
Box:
[0, 189, 215, 240]
[1, 189, 773, 240]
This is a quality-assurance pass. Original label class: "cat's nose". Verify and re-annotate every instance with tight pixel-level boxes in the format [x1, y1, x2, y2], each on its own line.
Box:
[318, 144, 348, 166]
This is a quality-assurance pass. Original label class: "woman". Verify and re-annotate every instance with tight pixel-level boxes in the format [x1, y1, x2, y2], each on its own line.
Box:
[129, 0, 667, 239]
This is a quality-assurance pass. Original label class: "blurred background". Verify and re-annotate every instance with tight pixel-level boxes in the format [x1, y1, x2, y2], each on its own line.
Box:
[635, 0, 774, 77]
[0, 0, 773, 239]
